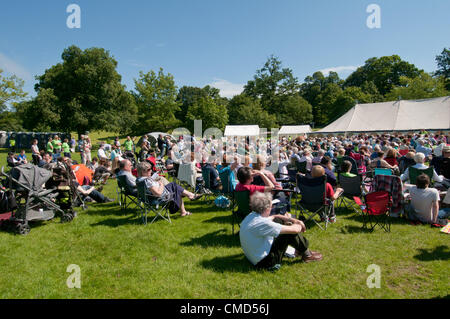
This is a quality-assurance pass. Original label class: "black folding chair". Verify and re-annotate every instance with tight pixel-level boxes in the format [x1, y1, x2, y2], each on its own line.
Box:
[116, 175, 140, 211]
[136, 179, 173, 225]
[336, 173, 363, 213]
[295, 175, 334, 230]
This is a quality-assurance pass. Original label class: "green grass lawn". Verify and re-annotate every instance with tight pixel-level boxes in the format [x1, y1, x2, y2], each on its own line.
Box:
[0, 138, 448, 299]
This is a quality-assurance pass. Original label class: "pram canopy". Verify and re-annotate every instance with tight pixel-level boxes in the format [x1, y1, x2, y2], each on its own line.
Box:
[10, 163, 53, 191]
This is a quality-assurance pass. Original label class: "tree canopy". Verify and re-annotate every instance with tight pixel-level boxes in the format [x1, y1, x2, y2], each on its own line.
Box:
[20, 46, 136, 135]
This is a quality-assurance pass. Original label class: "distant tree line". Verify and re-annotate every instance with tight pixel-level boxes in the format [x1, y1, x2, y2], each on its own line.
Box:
[0, 46, 449, 135]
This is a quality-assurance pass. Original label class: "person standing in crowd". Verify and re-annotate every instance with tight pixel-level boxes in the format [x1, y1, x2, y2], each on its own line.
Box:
[83, 135, 92, 165]
[62, 138, 71, 158]
[9, 135, 16, 152]
[46, 137, 54, 157]
[31, 139, 40, 165]
[124, 136, 134, 155]
[70, 137, 77, 153]
[52, 135, 62, 161]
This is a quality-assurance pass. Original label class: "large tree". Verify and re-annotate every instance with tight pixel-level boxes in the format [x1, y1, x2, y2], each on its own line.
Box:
[176, 85, 228, 124]
[244, 55, 301, 115]
[26, 45, 136, 135]
[132, 68, 181, 134]
[385, 72, 449, 101]
[185, 96, 228, 132]
[0, 69, 27, 113]
[344, 55, 422, 96]
[300, 71, 345, 126]
[435, 48, 450, 91]
[227, 94, 277, 129]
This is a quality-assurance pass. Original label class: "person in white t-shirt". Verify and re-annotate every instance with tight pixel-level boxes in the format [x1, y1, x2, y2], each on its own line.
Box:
[405, 174, 448, 225]
[239, 192, 322, 271]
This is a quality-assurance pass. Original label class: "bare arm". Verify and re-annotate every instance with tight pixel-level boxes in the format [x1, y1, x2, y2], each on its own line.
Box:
[253, 170, 274, 191]
[432, 200, 439, 223]
[149, 181, 165, 197]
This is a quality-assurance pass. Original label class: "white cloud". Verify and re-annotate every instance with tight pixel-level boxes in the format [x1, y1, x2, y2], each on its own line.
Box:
[0, 52, 32, 81]
[209, 78, 244, 98]
[318, 65, 360, 77]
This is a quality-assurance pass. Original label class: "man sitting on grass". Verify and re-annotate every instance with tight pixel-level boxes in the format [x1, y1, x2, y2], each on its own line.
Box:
[404, 174, 449, 226]
[240, 192, 323, 271]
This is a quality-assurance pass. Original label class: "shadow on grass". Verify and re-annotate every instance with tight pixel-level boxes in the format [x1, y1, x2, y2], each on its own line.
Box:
[202, 215, 232, 225]
[90, 215, 143, 228]
[340, 225, 373, 234]
[414, 245, 450, 262]
[180, 229, 240, 248]
[200, 253, 255, 273]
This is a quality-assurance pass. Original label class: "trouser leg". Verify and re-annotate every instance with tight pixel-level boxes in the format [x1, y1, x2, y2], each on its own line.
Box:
[256, 233, 309, 269]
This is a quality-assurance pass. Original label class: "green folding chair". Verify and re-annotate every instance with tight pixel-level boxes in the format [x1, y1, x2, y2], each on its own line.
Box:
[409, 166, 434, 185]
[231, 190, 251, 235]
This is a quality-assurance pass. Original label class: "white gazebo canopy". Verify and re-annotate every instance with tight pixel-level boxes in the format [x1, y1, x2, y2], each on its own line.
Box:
[224, 125, 260, 137]
[278, 125, 312, 136]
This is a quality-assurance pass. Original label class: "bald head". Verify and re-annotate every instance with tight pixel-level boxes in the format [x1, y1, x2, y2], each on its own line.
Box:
[120, 159, 132, 172]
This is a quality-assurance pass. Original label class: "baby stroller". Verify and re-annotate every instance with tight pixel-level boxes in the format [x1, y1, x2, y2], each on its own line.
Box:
[1, 163, 78, 235]
[46, 160, 87, 212]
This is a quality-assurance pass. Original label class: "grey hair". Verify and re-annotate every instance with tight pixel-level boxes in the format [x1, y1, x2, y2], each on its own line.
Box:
[250, 192, 273, 214]
[137, 161, 152, 177]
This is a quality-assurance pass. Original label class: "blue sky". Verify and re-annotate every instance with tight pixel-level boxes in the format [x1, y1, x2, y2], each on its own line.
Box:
[1, 0, 449, 99]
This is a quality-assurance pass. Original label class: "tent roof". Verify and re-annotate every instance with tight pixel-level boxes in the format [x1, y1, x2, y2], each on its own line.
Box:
[224, 125, 260, 137]
[318, 96, 450, 133]
[279, 125, 312, 135]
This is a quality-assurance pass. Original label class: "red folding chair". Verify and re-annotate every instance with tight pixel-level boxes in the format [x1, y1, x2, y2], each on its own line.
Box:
[354, 191, 392, 232]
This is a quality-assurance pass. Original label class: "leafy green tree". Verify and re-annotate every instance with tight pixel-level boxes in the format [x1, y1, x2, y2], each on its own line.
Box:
[244, 55, 300, 114]
[185, 96, 228, 132]
[133, 68, 181, 134]
[300, 71, 345, 126]
[435, 48, 450, 90]
[329, 86, 374, 122]
[0, 69, 27, 112]
[16, 88, 61, 131]
[275, 94, 313, 126]
[28, 45, 136, 135]
[176, 85, 228, 124]
[0, 111, 23, 131]
[227, 94, 277, 129]
[385, 72, 449, 101]
[344, 55, 422, 96]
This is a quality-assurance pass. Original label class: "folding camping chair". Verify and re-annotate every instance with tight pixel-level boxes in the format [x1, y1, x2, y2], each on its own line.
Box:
[231, 190, 251, 235]
[201, 166, 221, 203]
[336, 173, 363, 213]
[342, 156, 359, 175]
[136, 179, 173, 225]
[409, 166, 434, 185]
[374, 168, 393, 176]
[295, 175, 334, 230]
[116, 175, 141, 211]
[295, 161, 308, 174]
[354, 191, 392, 232]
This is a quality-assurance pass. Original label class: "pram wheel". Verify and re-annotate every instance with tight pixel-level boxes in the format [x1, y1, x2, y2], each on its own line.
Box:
[61, 211, 75, 223]
[16, 223, 30, 235]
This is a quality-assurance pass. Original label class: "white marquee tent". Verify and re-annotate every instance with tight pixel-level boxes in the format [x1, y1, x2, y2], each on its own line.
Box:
[224, 125, 260, 137]
[278, 125, 312, 136]
[317, 96, 450, 133]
